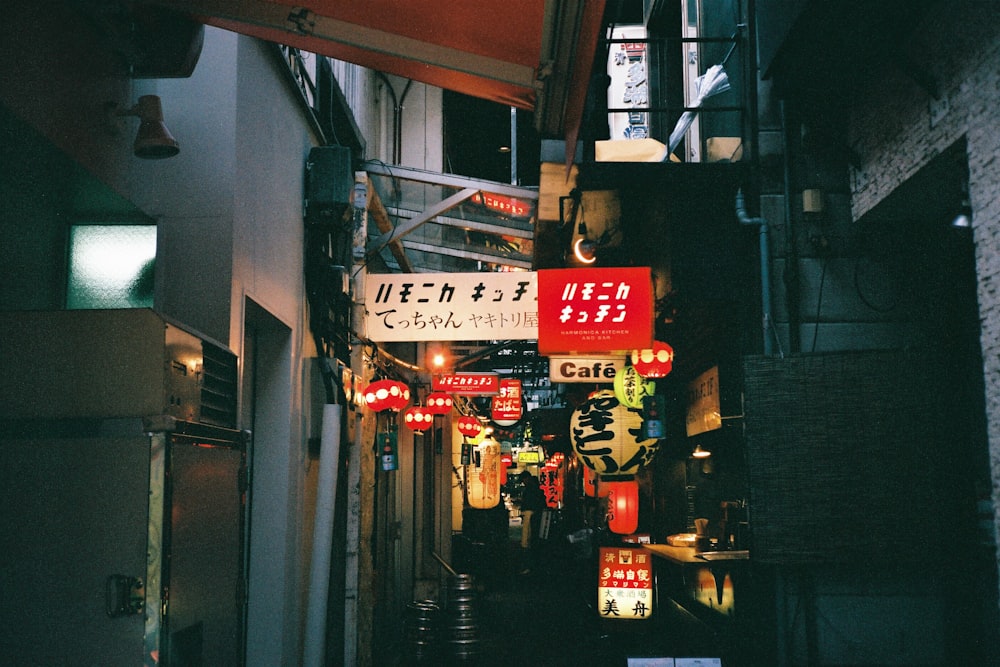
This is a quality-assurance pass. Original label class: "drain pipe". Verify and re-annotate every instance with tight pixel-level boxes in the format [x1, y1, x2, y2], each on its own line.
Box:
[303, 400, 343, 667]
[377, 73, 412, 165]
[779, 100, 801, 353]
[736, 188, 775, 356]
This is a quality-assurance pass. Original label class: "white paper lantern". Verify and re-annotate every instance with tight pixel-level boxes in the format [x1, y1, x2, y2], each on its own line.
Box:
[466, 437, 502, 509]
[569, 390, 659, 478]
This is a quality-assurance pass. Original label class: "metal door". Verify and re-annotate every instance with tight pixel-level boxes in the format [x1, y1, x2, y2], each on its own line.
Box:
[0, 432, 151, 665]
[160, 433, 246, 666]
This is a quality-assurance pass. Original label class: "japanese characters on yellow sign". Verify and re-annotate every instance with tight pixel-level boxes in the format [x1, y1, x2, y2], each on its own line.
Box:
[598, 547, 653, 620]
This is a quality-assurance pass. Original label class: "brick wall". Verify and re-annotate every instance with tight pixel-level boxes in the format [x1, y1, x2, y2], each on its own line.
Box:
[848, 0, 1000, 569]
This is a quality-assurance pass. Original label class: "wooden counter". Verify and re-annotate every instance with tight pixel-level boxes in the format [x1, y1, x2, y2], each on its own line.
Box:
[644, 543, 704, 564]
[645, 544, 750, 565]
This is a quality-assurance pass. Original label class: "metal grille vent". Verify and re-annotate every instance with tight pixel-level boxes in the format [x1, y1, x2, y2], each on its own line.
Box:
[200, 341, 238, 428]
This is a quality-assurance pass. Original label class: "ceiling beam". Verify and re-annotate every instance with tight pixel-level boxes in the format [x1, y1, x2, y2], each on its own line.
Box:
[147, 0, 537, 88]
[366, 181, 414, 272]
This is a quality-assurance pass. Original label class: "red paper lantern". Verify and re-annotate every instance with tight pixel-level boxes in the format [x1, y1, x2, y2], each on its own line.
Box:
[386, 380, 411, 411]
[500, 452, 513, 485]
[606, 479, 639, 535]
[425, 391, 454, 415]
[402, 405, 433, 432]
[630, 341, 674, 378]
[583, 466, 610, 498]
[364, 379, 411, 412]
[457, 415, 483, 438]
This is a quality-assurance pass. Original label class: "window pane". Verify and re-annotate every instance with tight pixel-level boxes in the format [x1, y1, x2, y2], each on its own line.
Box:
[66, 225, 156, 309]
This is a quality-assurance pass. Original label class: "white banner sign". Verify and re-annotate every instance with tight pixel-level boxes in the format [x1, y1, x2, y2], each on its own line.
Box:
[549, 356, 626, 383]
[365, 272, 537, 342]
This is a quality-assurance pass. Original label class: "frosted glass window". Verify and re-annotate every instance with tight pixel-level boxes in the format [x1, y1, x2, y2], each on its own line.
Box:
[66, 225, 156, 309]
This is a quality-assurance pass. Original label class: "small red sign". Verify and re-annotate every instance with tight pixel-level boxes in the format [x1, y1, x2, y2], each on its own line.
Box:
[471, 191, 532, 219]
[432, 373, 500, 395]
[491, 378, 523, 424]
[537, 267, 653, 355]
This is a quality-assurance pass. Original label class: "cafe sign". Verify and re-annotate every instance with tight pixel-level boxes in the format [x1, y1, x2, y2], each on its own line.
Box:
[598, 546, 653, 620]
[548, 356, 626, 383]
[537, 267, 653, 355]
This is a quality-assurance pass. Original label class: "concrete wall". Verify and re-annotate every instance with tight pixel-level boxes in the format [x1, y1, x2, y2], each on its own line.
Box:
[1, 6, 324, 662]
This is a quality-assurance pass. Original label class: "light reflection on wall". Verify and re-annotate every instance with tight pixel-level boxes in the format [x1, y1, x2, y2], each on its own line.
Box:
[66, 225, 156, 309]
[688, 567, 735, 616]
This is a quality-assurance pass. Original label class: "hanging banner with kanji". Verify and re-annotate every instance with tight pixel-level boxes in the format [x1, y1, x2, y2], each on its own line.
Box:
[538, 463, 563, 508]
[598, 546, 654, 620]
[537, 267, 653, 355]
[365, 271, 537, 342]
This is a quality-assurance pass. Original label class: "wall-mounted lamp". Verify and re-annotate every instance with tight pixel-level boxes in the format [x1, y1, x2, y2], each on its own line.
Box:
[950, 177, 972, 228]
[952, 194, 972, 228]
[115, 95, 179, 159]
[692, 444, 711, 458]
[573, 237, 598, 264]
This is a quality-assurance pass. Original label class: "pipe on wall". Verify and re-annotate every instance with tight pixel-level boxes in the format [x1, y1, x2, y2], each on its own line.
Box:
[303, 403, 343, 667]
[779, 100, 801, 353]
[736, 189, 775, 356]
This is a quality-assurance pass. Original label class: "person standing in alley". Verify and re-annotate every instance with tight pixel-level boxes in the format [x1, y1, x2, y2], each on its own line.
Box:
[517, 471, 545, 573]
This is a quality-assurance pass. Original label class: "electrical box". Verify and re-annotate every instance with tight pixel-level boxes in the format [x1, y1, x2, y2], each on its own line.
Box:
[305, 145, 353, 223]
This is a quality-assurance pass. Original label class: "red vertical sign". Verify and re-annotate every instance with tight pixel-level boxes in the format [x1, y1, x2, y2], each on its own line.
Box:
[491, 378, 523, 425]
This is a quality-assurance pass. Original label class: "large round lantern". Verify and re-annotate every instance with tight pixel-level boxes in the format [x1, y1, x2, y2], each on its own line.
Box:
[364, 379, 411, 412]
[466, 437, 502, 509]
[630, 341, 674, 378]
[613, 365, 656, 408]
[402, 405, 433, 432]
[569, 390, 659, 478]
[457, 415, 483, 438]
[425, 392, 454, 415]
[606, 479, 639, 534]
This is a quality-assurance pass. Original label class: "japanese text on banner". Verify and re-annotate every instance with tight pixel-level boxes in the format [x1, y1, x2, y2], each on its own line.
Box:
[365, 272, 538, 342]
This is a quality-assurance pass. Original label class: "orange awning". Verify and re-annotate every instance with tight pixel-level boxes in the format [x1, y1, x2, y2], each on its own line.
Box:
[147, 0, 606, 142]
